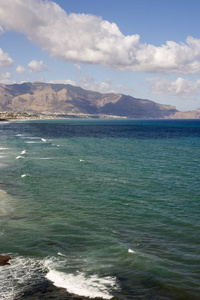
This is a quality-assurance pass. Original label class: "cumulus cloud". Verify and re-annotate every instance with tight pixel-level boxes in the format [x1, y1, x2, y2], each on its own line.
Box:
[48, 79, 77, 85]
[79, 76, 113, 93]
[147, 77, 200, 97]
[16, 65, 26, 74]
[0, 71, 11, 80]
[79, 76, 136, 94]
[0, 71, 15, 84]
[47, 76, 135, 94]
[1, 0, 200, 74]
[28, 60, 47, 73]
[0, 48, 13, 68]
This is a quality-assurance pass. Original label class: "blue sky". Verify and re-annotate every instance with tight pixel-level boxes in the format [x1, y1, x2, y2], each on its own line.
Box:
[0, 0, 200, 111]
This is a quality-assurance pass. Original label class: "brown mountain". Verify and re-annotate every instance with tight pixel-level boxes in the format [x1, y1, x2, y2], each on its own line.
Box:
[0, 81, 189, 118]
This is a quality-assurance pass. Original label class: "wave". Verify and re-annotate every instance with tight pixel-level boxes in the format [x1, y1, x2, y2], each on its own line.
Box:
[128, 248, 136, 254]
[0, 255, 117, 300]
[44, 258, 117, 299]
[45, 270, 116, 299]
[41, 138, 47, 142]
[21, 150, 27, 155]
[0, 256, 44, 300]
[25, 141, 43, 144]
[21, 174, 31, 178]
[20, 136, 40, 139]
[16, 156, 24, 160]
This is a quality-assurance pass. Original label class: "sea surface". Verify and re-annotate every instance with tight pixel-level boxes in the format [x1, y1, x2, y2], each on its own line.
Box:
[0, 118, 200, 300]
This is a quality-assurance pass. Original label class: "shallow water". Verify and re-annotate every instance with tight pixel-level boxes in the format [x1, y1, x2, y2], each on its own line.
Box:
[0, 119, 200, 299]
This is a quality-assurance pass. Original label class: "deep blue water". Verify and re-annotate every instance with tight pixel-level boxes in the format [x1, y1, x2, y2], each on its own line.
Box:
[0, 119, 200, 299]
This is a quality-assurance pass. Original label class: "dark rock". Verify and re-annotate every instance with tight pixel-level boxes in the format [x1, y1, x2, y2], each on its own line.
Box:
[0, 254, 12, 266]
[15, 278, 112, 300]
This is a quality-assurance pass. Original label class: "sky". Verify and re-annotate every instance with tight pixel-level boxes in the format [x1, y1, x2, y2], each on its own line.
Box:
[0, 0, 200, 111]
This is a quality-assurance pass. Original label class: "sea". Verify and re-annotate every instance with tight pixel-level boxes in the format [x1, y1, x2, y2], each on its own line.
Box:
[0, 118, 199, 300]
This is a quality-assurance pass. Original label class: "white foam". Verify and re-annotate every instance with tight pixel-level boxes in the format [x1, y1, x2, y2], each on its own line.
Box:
[128, 249, 136, 254]
[0, 256, 44, 300]
[0, 148, 10, 150]
[21, 136, 40, 139]
[57, 252, 67, 257]
[21, 174, 30, 178]
[0, 189, 7, 195]
[46, 270, 115, 299]
[21, 150, 27, 155]
[26, 141, 42, 144]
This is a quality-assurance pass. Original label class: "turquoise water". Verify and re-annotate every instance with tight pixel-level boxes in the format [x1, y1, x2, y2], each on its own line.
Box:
[0, 119, 200, 299]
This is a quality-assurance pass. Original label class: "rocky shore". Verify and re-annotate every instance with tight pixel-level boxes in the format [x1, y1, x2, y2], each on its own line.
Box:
[0, 255, 12, 266]
[15, 278, 119, 300]
[0, 255, 118, 300]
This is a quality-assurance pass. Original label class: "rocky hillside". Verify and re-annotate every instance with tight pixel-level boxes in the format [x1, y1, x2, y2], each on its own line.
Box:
[0, 81, 194, 119]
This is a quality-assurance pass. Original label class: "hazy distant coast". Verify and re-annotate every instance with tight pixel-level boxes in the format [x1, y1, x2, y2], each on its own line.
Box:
[1, 110, 200, 122]
[0, 111, 128, 121]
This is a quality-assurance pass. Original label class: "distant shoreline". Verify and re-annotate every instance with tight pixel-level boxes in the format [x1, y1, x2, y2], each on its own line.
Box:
[1, 110, 200, 122]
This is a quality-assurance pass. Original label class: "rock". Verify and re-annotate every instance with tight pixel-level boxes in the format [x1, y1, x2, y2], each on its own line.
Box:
[15, 278, 106, 300]
[0, 255, 12, 266]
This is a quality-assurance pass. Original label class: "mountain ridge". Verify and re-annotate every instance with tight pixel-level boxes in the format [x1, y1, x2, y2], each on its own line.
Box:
[0, 82, 199, 119]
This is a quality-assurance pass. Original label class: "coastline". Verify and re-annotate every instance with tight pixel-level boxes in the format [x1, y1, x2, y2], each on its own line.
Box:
[0, 111, 128, 122]
[1, 110, 200, 122]
[15, 277, 118, 300]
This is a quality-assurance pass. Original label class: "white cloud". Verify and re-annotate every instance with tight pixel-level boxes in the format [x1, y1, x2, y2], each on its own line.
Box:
[0, 71, 11, 80]
[79, 76, 136, 94]
[28, 60, 47, 73]
[47, 76, 135, 95]
[147, 77, 200, 97]
[0, 26, 4, 34]
[47, 79, 77, 85]
[0, 71, 16, 84]
[74, 64, 81, 71]
[0, 48, 13, 68]
[117, 84, 137, 93]
[79, 77, 113, 93]
[1, 0, 200, 74]
[16, 65, 26, 74]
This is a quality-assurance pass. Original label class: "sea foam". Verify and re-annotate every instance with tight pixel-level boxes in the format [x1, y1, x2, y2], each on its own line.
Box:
[0, 256, 44, 300]
[21, 150, 27, 155]
[44, 257, 116, 299]
[21, 174, 30, 178]
[45, 270, 115, 299]
[128, 249, 136, 254]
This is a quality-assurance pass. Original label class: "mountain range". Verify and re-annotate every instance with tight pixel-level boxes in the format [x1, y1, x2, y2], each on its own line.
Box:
[0, 82, 199, 119]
